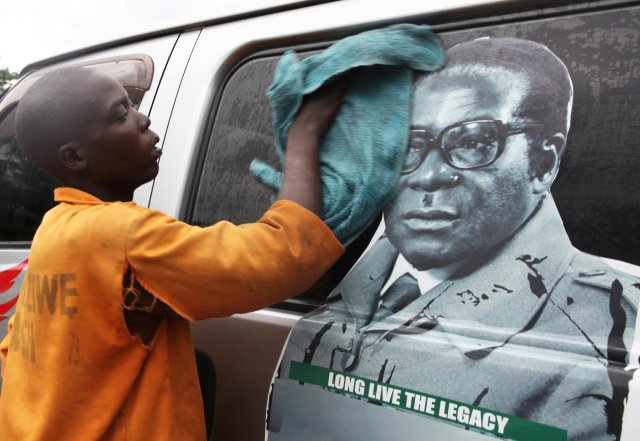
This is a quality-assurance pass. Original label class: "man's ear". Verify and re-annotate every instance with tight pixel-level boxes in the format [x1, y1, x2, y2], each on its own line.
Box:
[532, 132, 565, 194]
[58, 143, 88, 171]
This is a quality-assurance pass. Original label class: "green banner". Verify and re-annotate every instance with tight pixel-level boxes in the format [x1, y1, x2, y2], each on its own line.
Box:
[289, 361, 567, 441]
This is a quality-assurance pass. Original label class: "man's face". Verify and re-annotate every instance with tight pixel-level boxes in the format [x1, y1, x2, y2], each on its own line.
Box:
[384, 70, 543, 270]
[75, 71, 161, 196]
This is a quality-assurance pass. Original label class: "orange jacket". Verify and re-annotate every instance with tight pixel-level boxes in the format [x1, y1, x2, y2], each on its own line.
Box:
[0, 187, 343, 440]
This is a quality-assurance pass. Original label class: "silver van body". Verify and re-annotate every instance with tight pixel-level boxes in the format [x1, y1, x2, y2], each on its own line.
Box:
[1, 1, 639, 440]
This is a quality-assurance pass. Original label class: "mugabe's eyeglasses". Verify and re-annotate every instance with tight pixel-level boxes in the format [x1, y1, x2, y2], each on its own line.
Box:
[403, 119, 541, 173]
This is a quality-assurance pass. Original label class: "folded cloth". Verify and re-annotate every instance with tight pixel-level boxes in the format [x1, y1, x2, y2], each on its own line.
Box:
[250, 24, 446, 245]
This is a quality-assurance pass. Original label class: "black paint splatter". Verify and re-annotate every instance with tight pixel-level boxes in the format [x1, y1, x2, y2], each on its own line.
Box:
[493, 284, 514, 294]
[457, 289, 481, 306]
[517, 254, 548, 298]
[604, 279, 635, 439]
[303, 321, 334, 365]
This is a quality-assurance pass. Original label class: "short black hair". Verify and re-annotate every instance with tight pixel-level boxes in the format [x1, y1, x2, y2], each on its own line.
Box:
[15, 67, 98, 179]
[414, 37, 573, 179]
[445, 37, 573, 141]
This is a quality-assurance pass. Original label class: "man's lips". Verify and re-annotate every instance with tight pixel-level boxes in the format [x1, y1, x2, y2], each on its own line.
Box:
[150, 146, 162, 159]
[402, 209, 459, 230]
[405, 208, 458, 220]
[149, 133, 162, 158]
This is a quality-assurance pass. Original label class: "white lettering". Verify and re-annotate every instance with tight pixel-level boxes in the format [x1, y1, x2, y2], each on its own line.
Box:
[457, 405, 470, 424]
[496, 415, 510, 434]
[482, 412, 496, 431]
[414, 393, 426, 411]
[368, 383, 376, 399]
[447, 403, 458, 420]
[327, 372, 365, 395]
[438, 400, 448, 418]
[404, 391, 415, 408]
[355, 379, 365, 395]
[469, 409, 483, 428]
[425, 397, 436, 415]
[391, 388, 401, 406]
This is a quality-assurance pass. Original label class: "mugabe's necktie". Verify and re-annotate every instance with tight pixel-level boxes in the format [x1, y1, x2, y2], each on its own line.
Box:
[372, 272, 420, 322]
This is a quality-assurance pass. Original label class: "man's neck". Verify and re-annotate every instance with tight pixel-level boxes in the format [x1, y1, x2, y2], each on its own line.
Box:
[382, 253, 465, 296]
[60, 180, 134, 202]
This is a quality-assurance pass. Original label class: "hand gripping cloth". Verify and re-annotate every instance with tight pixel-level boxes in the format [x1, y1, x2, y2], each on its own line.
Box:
[250, 24, 446, 245]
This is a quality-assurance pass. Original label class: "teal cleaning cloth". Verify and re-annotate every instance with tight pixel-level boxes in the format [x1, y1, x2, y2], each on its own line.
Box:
[250, 24, 446, 245]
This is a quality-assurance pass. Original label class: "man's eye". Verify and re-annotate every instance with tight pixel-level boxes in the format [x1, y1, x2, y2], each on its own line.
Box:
[405, 147, 422, 161]
[118, 111, 129, 121]
[408, 134, 427, 150]
[460, 140, 479, 149]
[454, 135, 493, 150]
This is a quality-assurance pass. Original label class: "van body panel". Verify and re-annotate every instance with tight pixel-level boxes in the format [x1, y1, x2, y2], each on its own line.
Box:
[133, 30, 201, 206]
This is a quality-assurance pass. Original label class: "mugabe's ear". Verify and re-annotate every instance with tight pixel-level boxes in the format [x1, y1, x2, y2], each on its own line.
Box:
[532, 132, 564, 194]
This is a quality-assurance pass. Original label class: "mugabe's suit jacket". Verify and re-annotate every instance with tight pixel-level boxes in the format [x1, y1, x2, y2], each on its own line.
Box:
[271, 197, 639, 441]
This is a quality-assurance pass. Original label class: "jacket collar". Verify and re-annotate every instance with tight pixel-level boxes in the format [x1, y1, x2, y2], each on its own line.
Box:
[336, 195, 577, 349]
[54, 187, 137, 206]
[330, 235, 398, 328]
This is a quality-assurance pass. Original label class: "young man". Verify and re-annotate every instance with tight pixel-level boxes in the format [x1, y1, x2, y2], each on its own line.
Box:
[0, 67, 344, 440]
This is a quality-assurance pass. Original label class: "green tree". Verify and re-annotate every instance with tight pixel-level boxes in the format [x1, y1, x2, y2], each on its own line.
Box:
[0, 67, 19, 92]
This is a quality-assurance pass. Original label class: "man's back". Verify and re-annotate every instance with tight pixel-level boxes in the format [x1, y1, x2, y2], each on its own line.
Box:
[0, 188, 206, 440]
[0, 187, 343, 440]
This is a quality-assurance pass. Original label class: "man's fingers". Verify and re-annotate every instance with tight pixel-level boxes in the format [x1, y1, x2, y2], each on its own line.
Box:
[292, 75, 351, 137]
[309, 71, 354, 101]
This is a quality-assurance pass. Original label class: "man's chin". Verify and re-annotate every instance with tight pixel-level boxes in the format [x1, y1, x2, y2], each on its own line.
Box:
[130, 172, 158, 194]
[142, 165, 160, 184]
[401, 246, 463, 271]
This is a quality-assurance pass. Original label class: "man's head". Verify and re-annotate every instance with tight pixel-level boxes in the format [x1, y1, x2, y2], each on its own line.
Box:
[15, 67, 160, 201]
[384, 37, 573, 270]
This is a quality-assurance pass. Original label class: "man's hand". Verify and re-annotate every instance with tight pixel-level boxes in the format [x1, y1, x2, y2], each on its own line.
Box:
[277, 79, 347, 217]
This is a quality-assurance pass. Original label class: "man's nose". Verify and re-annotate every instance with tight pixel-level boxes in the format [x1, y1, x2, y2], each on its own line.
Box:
[405, 147, 460, 192]
[137, 110, 151, 131]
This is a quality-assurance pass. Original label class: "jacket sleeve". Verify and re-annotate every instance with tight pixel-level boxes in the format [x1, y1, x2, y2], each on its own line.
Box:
[126, 200, 344, 320]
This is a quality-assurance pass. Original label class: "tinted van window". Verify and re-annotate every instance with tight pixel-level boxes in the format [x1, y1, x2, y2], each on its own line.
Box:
[191, 54, 377, 310]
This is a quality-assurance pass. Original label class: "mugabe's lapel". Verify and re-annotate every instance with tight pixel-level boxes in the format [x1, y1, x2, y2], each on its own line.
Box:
[330, 236, 398, 329]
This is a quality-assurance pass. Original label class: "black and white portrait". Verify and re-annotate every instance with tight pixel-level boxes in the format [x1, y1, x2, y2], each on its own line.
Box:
[267, 8, 640, 441]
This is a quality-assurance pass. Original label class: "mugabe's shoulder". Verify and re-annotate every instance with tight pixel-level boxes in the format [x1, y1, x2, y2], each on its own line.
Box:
[565, 251, 640, 312]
